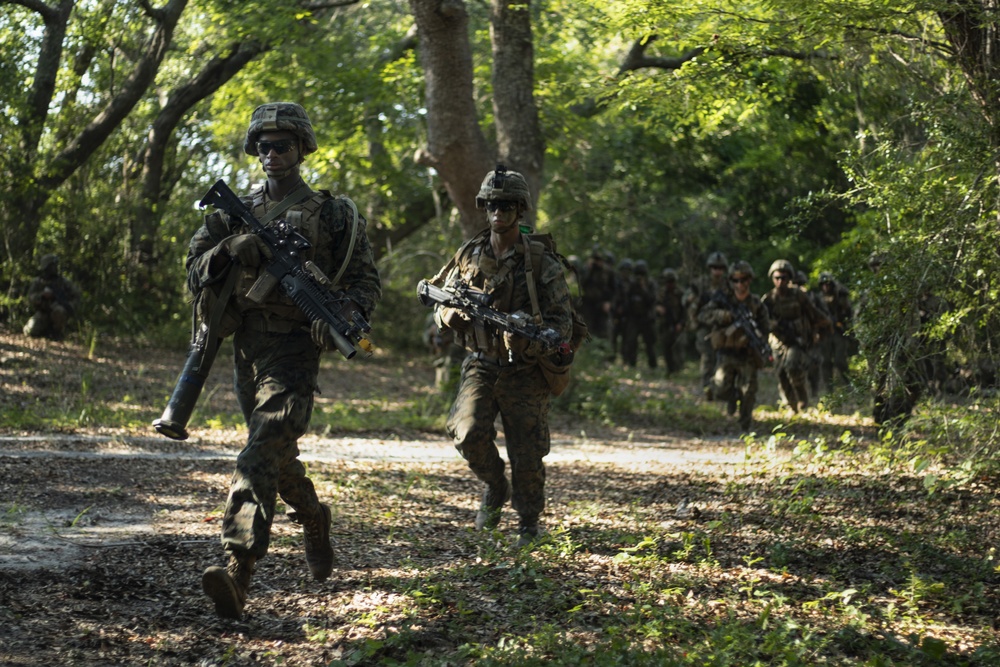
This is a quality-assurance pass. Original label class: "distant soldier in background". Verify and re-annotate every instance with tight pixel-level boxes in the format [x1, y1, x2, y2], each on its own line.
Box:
[23, 254, 81, 340]
[610, 258, 633, 362]
[423, 313, 465, 391]
[795, 270, 831, 399]
[818, 271, 854, 389]
[683, 251, 728, 399]
[656, 268, 686, 375]
[697, 260, 770, 431]
[763, 260, 830, 412]
[579, 248, 615, 340]
[621, 260, 658, 369]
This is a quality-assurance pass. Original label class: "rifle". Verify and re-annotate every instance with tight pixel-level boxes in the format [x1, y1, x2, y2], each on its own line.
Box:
[711, 291, 773, 365]
[416, 279, 568, 360]
[153, 179, 373, 441]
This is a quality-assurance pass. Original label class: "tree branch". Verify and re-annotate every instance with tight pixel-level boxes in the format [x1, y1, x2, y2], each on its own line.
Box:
[619, 36, 705, 74]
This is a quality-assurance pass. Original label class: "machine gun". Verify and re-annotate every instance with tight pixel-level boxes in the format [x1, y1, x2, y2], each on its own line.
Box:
[153, 179, 373, 441]
[416, 279, 568, 359]
[711, 291, 773, 365]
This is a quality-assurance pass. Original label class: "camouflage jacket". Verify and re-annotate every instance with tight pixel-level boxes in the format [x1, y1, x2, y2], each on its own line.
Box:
[186, 180, 381, 326]
[436, 230, 574, 360]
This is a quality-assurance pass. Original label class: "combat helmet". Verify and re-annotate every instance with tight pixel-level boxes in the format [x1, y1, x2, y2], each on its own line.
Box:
[795, 270, 809, 286]
[729, 260, 754, 280]
[475, 164, 532, 212]
[819, 271, 835, 285]
[243, 103, 318, 156]
[706, 251, 728, 270]
[661, 268, 678, 282]
[39, 254, 59, 271]
[618, 258, 634, 272]
[634, 259, 649, 275]
[768, 259, 795, 278]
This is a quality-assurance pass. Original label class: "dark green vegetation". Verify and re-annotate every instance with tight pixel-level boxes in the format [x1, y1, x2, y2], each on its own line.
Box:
[1, 332, 999, 665]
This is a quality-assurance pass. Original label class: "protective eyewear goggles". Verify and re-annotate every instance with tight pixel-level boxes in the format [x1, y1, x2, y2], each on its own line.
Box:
[730, 276, 751, 284]
[485, 200, 518, 213]
[256, 140, 297, 156]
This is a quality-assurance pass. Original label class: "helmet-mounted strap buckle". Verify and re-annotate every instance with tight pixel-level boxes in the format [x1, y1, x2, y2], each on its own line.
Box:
[260, 106, 279, 131]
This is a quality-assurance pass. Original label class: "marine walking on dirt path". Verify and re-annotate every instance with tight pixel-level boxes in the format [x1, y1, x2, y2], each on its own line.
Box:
[762, 259, 830, 413]
[185, 103, 381, 620]
[425, 166, 575, 549]
[697, 260, 770, 432]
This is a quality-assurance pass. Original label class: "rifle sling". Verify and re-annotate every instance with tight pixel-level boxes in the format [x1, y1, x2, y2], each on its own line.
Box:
[522, 235, 543, 325]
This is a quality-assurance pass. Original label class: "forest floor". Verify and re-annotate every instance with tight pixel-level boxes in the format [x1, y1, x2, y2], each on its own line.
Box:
[1, 331, 998, 666]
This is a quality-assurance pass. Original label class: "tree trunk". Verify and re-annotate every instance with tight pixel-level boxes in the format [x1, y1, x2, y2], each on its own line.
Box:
[490, 0, 544, 227]
[131, 40, 268, 272]
[2, 0, 189, 279]
[408, 0, 495, 239]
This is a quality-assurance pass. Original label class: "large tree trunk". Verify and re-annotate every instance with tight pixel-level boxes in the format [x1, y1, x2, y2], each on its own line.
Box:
[408, 0, 494, 239]
[490, 0, 544, 227]
[938, 2, 1000, 218]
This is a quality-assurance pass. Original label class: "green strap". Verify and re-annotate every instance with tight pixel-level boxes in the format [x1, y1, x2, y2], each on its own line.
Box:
[330, 196, 359, 289]
[259, 184, 313, 225]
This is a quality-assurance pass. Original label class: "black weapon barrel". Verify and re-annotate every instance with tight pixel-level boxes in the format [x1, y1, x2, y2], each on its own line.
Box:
[153, 330, 219, 440]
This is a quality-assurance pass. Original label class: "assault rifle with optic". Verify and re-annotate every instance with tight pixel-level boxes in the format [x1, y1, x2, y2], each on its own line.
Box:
[416, 279, 568, 359]
[710, 290, 773, 365]
[153, 179, 373, 441]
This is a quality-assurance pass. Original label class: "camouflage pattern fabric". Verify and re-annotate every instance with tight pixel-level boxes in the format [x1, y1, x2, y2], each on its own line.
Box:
[436, 231, 573, 526]
[684, 272, 729, 396]
[697, 289, 770, 429]
[820, 279, 854, 387]
[186, 179, 381, 560]
[656, 281, 685, 374]
[762, 287, 829, 410]
[620, 273, 658, 368]
[23, 275, 81, 339]
[447, 356, 553, 521]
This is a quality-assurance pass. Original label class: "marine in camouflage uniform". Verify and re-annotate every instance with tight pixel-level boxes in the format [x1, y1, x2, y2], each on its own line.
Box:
[610, 258, 633, 362]
[23, 254, 81, 340]
[656, 268, 685, 375]
[620, 259, 658, 369]
[188, 103, 381, 619]
[683, 252, 728, 399]
[818, 272, 854, 389]
[432, 166, 573, 549]
[794, 270, 831, 399]
[579, 248, 615, 340]
[762, 260, 830, 413]
[697, 261, 770, 431]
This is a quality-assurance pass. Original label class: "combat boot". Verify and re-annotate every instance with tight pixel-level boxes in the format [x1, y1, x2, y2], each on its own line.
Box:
[292, 503, 334, 581]
[515, 517, 542, 549]
[202, 553, 256, 620]
[474, 478, 511, 531]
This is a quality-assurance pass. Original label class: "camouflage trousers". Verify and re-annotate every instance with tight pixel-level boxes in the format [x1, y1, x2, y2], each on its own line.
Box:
[773, 340, 811, 409]
[695, 328, 717, 395]
[221, 327, 323, 560]
[712, 350, 759, 429]
[447, 354, 552, 522]
[23, 304, 70, 339]
[821, 333, 851, 387]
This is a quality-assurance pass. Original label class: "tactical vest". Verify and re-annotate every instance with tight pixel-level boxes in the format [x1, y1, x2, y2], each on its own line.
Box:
[230, 185, 330, 321]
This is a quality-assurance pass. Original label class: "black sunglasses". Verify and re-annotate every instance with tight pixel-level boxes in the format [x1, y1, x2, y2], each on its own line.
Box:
[730, 276, 751, 284]
[485, 200, 518, 212]
[256, 140, 297, 156]
[773, 274, 791, 282]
